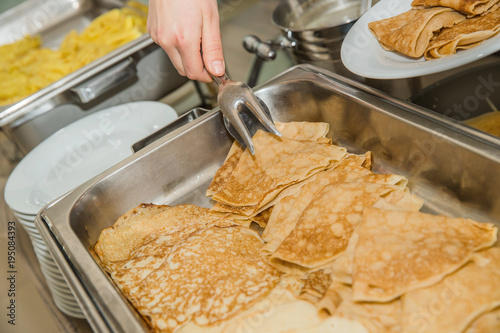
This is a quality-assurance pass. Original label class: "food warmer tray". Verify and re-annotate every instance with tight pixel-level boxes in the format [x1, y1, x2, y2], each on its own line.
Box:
[35, 64, 500, 333]
[0, 0, 188, 153]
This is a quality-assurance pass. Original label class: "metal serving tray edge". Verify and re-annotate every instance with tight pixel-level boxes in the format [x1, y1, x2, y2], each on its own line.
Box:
[36, 64, 500, 332]
[0, 0, 189, 153]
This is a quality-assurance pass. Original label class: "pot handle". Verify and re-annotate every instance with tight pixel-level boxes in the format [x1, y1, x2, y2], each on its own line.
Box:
[70, 57, 137, 104]
[243, 35, 277, 61]
[243, 34, 297, 86]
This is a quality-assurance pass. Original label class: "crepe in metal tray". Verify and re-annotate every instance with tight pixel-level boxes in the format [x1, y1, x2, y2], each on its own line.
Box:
[209, 123, 346, 218]
[328, 198, 412, 285]
[401, 247, 500, 333]
[465, 307, 500, 333]
[269, 183, 421, 274]
[94, 204, 224, 265]
[261, 155, 373, 256]
[206, 122, 330, 198]
[318, 281, 402, 333]
[352, 208, 498, 303]
[425, 6, 500, 59]
[368, 7, 465, 58]
[132, 225, 280, 332]
[261, 153, 407, 257]
[412, 0, 499, 16]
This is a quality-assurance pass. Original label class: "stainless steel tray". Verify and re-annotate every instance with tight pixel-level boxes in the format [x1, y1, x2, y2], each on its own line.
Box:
[0, 0, 188, 153]
[131, 108, 209, 153]
[36, 64, 500, 333]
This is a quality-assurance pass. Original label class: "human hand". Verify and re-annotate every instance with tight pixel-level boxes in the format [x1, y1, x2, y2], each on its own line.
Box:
[147, 0, 225, 82]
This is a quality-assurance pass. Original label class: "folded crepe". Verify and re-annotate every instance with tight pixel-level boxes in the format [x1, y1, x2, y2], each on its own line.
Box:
[412, 0, 499, 16]
[402, 247, 500, 333]
[210, 133, 346, 207]
[132, 225, 281, 332]
[302, 280, 402, 333]
[261, 156, 374, 255]
[269, 183, 420, 274]
[329, 197, 412, 285]
[465, 307, 500, 333]
[352, 208, 498, 302]
[208, 124, 347, 220]
[261, 155, 413, 257]
[368, 7, 466, 58]
[425, 6, 500, 59]
[94, 204, 213, 265]
[206, 122, 330, 198]
[178, 276, 369, 333]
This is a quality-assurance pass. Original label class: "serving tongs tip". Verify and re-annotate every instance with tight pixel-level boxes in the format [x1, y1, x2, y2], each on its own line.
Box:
[209, 72, 281, 155]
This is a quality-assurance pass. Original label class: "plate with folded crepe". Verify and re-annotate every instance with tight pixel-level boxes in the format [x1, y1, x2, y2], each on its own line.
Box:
[341, 0, 500, 79]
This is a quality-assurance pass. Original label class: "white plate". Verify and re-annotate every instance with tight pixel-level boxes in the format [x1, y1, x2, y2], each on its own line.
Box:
[5, 101, 178, 215]
[341, 0, 500, 79]
[12, 210, 37, 219]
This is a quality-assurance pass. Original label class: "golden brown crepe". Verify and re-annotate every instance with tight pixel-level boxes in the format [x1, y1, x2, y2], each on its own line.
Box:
[206, 122, 330, 198]
[401, 247, 500, 333]
[368, 7, 466, 58]
[329, 198, 413, 285]
[211, 132, 346, 207]
[95, 204, 238, 301]
[270, 184, 415, 274]
[274, 121, 330, 142]
[209, 133, 347, 221]
[465, 307, 500, 333]
[206, 140, 245, 197]
[177, 278, 325, 333]
[94, 204, 210, 265]
[261, 155, 411, 256]
[352, 208, 498, 302]
[131, 225, 280, 332]
[425, 6, 500, 59]
[412, 0, 499, 16]
[300, 270, 333, 304]
[261, 164, 372, 255]
[320, 282, 402, 333]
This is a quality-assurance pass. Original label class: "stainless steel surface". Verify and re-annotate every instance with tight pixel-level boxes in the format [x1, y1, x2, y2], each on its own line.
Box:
[132, 108, 210, 152]
[244, 0, 418, 96]
[209, 72, 281, 154]
[272, 0, 360, 59]
[37, 64, 500, 332]
[0, 0, 93, 46]
[0, 0, 188, 154]
[410, 60, 500, 122]
[360, 0, 372, 14]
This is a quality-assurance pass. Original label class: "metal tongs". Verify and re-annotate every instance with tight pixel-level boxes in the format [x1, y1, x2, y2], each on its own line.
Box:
[208, 72, 281, 154]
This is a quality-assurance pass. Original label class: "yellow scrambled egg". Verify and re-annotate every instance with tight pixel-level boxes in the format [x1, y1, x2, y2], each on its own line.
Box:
[0, 1, 148, 106]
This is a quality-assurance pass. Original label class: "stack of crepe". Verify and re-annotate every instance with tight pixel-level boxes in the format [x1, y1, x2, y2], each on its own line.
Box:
[206, 122, 348, 226]
[95, 121, 500, 333]
[368, 0, 500, 59]
[94, 204, 282, 332]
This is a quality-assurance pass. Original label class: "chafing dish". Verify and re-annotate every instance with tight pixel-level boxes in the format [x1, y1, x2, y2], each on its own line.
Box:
[36, 64, 500, 332]
[0, 0, 188, 154]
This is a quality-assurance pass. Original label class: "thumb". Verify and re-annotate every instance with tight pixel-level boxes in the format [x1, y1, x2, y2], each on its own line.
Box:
[202, 20, 225, 76]
[203, 41, 225, 76]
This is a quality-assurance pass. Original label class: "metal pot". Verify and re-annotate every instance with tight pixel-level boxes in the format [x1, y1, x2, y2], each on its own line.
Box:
[272, 0, 360, 59]
[244, 0, 361, 73]
[242, 0, 421, 98]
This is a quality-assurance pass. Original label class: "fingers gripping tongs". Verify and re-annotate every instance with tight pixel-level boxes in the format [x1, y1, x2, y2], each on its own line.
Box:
[209, 72, 281, 154]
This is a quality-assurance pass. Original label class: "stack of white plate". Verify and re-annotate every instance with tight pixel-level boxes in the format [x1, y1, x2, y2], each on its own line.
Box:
[4, 101, 178, 318]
